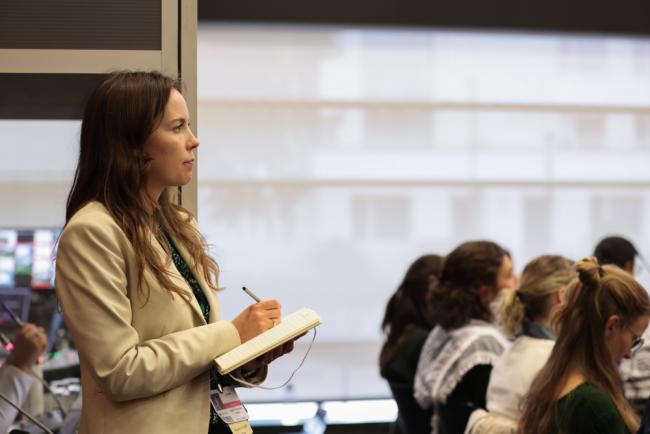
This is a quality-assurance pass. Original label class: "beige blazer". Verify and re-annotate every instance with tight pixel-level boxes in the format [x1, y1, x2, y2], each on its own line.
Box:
[56, 201, 245, 434]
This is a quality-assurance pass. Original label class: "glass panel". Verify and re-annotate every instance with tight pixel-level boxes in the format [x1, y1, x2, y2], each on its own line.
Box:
[198, 24, 650, 400]
[0, 120, 79, 227]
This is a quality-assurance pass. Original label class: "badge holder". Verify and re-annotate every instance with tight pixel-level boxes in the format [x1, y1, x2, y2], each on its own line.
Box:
[210, 384, 253, 434]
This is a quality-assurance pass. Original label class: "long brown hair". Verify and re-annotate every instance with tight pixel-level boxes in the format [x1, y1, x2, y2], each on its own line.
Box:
[498, 255, 574, 337]
[519, 258, 650, 434]
[432, 241, 506, 330]
[65, 70, 219, 302]
[379, 254, 444, 375]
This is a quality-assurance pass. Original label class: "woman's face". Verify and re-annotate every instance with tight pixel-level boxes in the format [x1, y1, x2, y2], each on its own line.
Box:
[605, 314, 650, 365]
[480, 255, 516, 306]
[496, 254, 516, 292]
[143, 89, 199, 200]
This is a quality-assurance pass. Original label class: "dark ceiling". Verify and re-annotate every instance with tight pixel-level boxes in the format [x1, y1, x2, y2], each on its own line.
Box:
[198, 0, 650, 37]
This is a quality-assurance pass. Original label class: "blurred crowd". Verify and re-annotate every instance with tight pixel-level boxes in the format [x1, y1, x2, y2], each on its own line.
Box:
[380, 236, 650, 434]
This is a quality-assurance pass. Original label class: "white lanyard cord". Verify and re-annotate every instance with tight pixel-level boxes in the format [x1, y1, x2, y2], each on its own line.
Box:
[228, 328, 317, 390]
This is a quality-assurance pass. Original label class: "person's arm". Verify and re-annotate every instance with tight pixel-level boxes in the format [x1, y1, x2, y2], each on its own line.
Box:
[0, 364, 34, 433]
[457, 364, 492, 410]
[639, 395, 650, 434]
[441, 364, 492, 434]
[56, 215, 241, 402]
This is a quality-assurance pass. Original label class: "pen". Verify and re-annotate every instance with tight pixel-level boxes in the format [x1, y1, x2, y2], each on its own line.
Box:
[242, 286, 261, 303]
[0, 300, 24, 327]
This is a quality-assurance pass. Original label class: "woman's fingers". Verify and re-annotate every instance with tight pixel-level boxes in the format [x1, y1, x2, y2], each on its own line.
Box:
[232, 300, 282, 342]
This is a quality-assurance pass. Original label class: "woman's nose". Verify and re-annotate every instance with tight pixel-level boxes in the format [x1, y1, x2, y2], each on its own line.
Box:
[188, 132, 199, 150]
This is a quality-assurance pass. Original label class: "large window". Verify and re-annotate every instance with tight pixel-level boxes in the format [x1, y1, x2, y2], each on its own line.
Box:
[197, 25, 650, 401]
[0, 120, 79, 228]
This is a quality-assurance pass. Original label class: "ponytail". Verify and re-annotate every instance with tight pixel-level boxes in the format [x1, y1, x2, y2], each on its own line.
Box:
[520, 257, 650, 434]
[498, 255, 574, 337]
[498, 287, 526, 336]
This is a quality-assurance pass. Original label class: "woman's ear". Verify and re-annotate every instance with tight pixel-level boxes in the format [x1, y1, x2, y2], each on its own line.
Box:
[604, 314, 621, 337]
[555, 286, 566, 305]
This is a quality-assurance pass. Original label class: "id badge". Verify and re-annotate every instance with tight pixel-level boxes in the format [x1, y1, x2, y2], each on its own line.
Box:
[228, 420, 253, 434]
[210, 386, 249, 424]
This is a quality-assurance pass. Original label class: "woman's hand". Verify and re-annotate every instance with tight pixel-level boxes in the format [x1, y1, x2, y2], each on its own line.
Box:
[7, 324, 48, 373]
[231, 299, 281, 343]
[241, 340, 295, 371]
[233, 302, 310, 371]
[241, 331, 309, 371]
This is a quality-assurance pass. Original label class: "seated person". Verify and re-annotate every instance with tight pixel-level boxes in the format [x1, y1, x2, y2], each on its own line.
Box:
[0, 323, 48, 433]
[594, 236, 638, 276]
[414, 241, 515, 434]
[380, 254, 444, 383]
[519, 258, 649, 434]
[465, 255, 574, 434]
[593, 236, 650, 415]
[379, 254, 443, 434]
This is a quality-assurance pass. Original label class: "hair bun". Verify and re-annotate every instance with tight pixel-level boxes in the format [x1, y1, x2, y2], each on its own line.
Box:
[576, 257, 602, 289]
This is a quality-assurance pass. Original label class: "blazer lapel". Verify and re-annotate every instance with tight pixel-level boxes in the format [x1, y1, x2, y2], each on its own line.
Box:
[151, 231, 207, 325]
[165, 233, 218, 324]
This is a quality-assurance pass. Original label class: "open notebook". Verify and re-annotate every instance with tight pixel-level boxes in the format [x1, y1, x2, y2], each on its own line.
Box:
[214, 307, 322, 375]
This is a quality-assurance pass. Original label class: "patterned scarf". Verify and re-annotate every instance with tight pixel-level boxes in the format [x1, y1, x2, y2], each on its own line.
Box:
[414, 320, 510, 434]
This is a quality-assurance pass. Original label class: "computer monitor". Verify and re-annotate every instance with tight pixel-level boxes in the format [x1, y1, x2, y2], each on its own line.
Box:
[0, 229, 66, 351]
[0, 287, 31, 338]
[0, 228, 60, 290]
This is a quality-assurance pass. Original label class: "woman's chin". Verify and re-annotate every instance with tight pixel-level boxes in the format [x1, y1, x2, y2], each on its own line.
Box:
[176, 175, 193, 187]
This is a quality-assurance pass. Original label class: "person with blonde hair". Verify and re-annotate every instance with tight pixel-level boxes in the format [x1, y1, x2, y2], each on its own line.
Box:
[519, 258, 650, 434]
[465, 255, 574, 434]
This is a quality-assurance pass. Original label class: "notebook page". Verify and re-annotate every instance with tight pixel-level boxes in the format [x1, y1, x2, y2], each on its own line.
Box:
[215, 307, 321, 374]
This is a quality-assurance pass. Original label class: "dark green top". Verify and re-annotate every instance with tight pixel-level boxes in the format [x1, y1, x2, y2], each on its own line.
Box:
[555, 383, 628, 434]
[166, 235, 228, 434]
[382, 326, 430, 384]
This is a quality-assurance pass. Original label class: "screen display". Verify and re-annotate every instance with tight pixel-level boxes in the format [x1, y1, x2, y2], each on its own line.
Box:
[0, 229, 60, 290]
[0, 287, 31, 337]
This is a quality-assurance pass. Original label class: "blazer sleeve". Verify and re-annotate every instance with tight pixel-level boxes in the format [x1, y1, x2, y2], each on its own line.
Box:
[55, 214, 241, 402]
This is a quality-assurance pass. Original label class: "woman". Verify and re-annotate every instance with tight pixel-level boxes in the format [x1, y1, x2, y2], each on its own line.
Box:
[519, 258, 650, 434]
[465, 255, 574, 434]
[380, 254, 444, 434]
[414, 241, 515, 434]
[380, 254, 444, 383]
[55, 71, 291, 434]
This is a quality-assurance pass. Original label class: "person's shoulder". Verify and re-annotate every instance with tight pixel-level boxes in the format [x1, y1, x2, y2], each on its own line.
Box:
[496, 336, 552, 371]
[570, 383, 615, 405]
[60, 201, 124, 243]
[464, 321, 510, 353]
[398, 327, 430, 355]
[511, 336, 554, 357]
[561, 383, 625, 427]
[66, 201, 114, 226]
[0, 363, 33, 383]
[407, 326, 431, 342]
